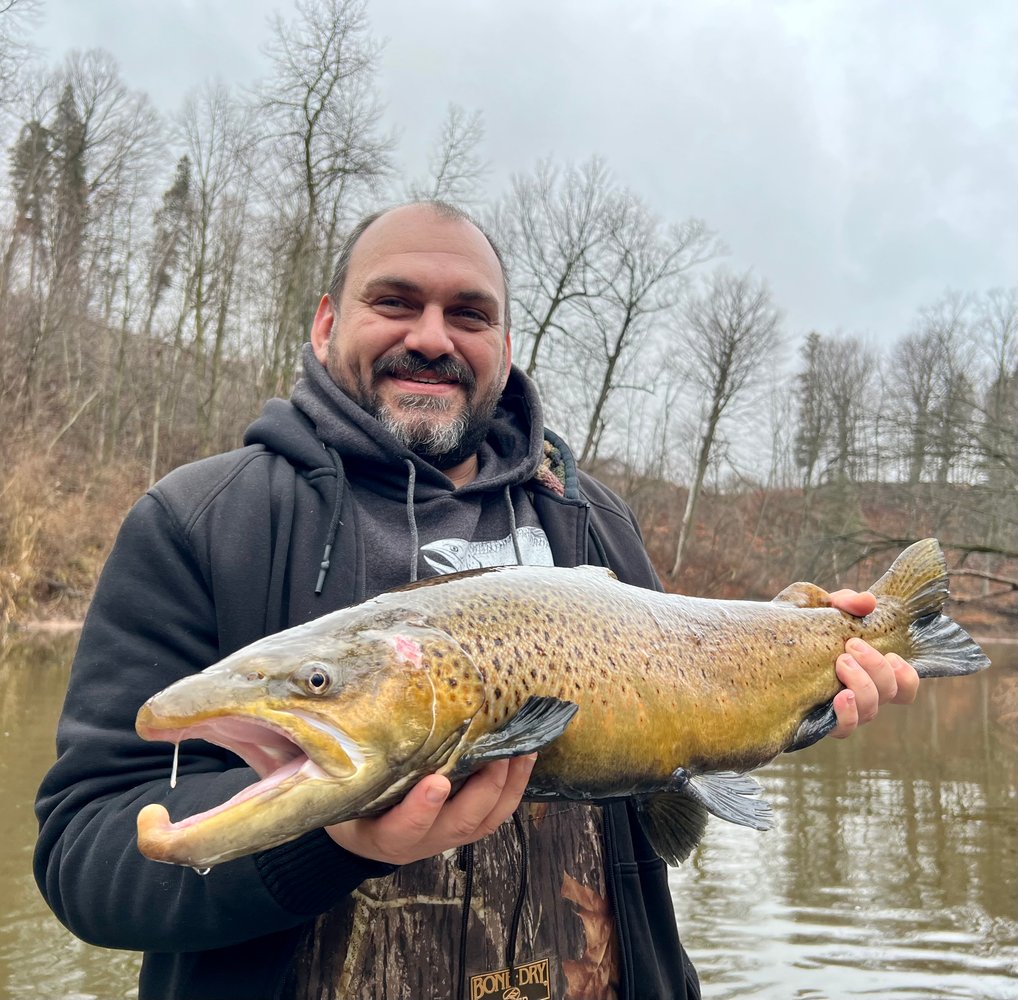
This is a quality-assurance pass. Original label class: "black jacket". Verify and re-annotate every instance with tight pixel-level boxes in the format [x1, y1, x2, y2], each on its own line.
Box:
[35, 368, 700, 1000]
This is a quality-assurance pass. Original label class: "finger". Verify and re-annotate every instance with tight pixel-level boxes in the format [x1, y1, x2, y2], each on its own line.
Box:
[471, 754, 537, 836]
[829, 686, 858, 739]
[845, 638, 898, 703]
[835, 653, 880, 725]
[887, 652, 920, 705]
[828, 589, 877, 617]
[325, 772, 452, 862]
[433, 759, 515, 843]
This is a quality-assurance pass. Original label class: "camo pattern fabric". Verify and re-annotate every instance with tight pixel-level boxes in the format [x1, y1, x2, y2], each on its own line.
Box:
[287, 802, 619, 1000]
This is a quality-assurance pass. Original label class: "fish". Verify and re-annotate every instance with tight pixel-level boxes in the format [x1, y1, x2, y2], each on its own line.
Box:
[135, 537, 989, 869]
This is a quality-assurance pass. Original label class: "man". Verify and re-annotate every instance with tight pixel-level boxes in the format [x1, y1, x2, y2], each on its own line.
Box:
[35, 202, 918, 1000]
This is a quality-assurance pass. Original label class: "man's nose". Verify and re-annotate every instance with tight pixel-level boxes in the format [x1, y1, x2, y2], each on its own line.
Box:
[403, 305, 455, 359]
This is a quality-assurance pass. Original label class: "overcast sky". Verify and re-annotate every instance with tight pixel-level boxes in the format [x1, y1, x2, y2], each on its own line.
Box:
[24, 0, 1018, 352]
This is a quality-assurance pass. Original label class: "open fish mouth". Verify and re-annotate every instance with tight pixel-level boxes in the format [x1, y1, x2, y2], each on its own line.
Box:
[137, 713, 355, 840]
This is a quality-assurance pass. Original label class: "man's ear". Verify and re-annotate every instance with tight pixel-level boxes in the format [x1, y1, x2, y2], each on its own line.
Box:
[503, 329, 512, 384]
[310, 295, 335, 364]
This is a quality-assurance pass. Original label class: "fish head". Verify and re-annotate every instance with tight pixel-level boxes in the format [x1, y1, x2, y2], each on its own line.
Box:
[135, 616, 485, 867]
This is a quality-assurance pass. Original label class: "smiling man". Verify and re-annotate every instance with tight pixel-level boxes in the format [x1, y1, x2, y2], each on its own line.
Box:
[35, 201, 919, 1000]
[312, 203, 513, 482]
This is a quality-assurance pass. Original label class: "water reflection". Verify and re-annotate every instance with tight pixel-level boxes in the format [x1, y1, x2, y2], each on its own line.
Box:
[2, 636, 1016, 999]
[0, 633, 141, 999]
[670, 643, 1018, 999]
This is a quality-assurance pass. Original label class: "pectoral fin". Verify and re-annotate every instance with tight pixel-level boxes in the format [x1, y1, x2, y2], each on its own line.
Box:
[450, 695, 578, 778]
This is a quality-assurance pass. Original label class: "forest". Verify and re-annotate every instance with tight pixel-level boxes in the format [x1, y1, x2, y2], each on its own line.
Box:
[0, 0, 1015, 634]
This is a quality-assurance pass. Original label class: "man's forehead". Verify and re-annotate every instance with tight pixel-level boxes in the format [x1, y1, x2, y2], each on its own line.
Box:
[347, 206, 502, 286]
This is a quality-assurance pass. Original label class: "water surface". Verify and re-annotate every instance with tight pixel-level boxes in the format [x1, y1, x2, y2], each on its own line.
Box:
[2, 634, 1015, 999]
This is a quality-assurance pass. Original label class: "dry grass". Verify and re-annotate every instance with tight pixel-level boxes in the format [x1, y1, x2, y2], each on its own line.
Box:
[0, 443, 148, 633]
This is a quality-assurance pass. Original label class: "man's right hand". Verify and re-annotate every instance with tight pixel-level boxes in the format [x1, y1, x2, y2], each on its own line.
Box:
[325, 754, 537, 866]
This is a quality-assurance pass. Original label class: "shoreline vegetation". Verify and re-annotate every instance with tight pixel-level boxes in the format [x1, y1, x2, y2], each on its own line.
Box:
[3, 444, 1015, 645]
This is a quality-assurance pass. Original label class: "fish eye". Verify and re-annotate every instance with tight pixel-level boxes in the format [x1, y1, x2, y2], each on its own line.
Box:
[295, 661, 334, 696]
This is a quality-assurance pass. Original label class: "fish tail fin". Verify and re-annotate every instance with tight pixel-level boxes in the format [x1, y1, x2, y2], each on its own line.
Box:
[869, 538, 990, 678]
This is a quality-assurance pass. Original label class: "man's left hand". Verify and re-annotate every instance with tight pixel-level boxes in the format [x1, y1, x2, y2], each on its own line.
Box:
[826, 590, 920, 738]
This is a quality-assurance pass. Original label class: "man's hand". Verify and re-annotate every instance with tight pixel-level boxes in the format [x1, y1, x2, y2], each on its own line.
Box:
[827, 589, 920, 738]
[325, 754, 537, 865]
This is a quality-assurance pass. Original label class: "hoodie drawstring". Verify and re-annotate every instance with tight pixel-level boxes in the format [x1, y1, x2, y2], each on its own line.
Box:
[506, 811, 530, 978]
[455, 811, 530, 1000]
[456, 843, 475, 1000]
[404, 458, 420, 583]
[504, 485, 523, 565]
[319, 456, 524, 595]
[315, 446, 346, 595]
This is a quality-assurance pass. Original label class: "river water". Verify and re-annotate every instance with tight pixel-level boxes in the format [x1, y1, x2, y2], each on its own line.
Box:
[1, 633, 1015, 999]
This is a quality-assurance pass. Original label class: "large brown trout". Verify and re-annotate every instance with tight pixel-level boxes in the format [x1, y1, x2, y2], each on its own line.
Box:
[135, 538, 988, 868]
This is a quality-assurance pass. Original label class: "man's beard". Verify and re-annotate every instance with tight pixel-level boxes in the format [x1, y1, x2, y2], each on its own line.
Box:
[342, 350, 505, 469]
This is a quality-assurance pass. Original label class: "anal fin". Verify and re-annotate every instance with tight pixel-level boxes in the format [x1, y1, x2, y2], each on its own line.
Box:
[784, 701, 838, 753]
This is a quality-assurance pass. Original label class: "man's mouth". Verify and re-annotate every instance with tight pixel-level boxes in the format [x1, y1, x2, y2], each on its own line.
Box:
[388, 372, 462, 394]
[397, 372, 457, 384]
[374, 352, 475, 393]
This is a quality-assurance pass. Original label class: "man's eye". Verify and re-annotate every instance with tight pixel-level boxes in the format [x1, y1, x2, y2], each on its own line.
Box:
[452, 308, 490, 325]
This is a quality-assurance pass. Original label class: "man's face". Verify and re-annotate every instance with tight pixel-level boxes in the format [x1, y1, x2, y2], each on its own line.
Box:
[312, 206, 511, 468]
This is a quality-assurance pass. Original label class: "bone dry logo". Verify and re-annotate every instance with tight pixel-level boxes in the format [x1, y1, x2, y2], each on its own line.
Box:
[469, 958, 552, 1000]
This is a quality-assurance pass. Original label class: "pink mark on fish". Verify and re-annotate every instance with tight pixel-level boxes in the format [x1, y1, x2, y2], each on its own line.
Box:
[391, 635, 423, 668]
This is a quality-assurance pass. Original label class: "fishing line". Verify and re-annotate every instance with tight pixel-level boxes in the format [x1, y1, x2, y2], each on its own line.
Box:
[170, 742, 180, 789]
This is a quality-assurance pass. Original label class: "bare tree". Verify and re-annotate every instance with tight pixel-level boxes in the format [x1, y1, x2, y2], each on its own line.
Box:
[258, 0, 393, 396]
[0, 51, 160, 432]
[406, 103, 488, 205]
[0, 0, 40, 109]
[669, 269, 784, 578]
[175, 83, 256, 451]
[974, 287, 1017, 487]
[578, 201, 716, 466]
[143, 155, 193, 484]
[887, 293, 975, 484]
[498, 157, 618, 379]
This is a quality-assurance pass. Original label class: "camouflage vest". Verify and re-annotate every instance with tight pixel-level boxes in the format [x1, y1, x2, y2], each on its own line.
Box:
[287, 802, 619, 1000]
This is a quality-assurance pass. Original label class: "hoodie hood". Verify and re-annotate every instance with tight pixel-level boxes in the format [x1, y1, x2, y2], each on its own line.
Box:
[276, 343, 546, 500]
[243, 345, 561, 593]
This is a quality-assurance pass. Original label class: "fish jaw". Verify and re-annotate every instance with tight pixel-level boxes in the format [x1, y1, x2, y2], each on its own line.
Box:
[135, 762, 392, 868]
[134, 621, 488, 866]
[134, 707, 393, 866]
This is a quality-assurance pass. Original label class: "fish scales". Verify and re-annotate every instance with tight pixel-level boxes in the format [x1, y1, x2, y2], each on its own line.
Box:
[394, 569, 870, 783]
[134, 538, 990, 868]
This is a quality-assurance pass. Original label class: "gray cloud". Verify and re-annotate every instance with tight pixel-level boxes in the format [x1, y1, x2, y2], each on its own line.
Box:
[27, 0, 1017, 348]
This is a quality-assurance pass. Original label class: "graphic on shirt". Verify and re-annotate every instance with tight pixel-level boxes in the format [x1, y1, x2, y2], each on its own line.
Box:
[420, 526, 553, 575]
